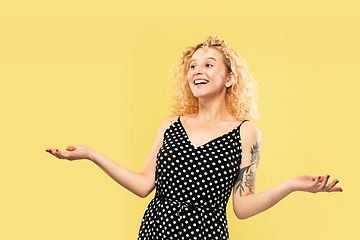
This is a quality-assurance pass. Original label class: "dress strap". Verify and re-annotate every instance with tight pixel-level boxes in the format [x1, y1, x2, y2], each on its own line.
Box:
[238, 119, 249, 129]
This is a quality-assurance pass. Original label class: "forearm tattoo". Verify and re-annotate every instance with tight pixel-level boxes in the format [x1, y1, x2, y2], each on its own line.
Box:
[250, 141, 261, 167]
[244, 170, 256, 194]
[235, 130, 261, 197]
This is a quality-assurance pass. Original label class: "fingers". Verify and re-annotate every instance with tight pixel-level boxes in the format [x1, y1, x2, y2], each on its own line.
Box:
[55, 149, 65, 159]
[325, 179, 343, 192]
[328, 186, 343, 192]
[46, 148, 72, 160]
[314, 175, 343, 193]
[323, 178, 337, 191]
[318, 174, 330, 190]
[310, 175, 321, 187]
[45, 148, 63, 159]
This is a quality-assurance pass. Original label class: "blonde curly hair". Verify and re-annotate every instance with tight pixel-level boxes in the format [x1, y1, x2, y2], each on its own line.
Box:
[171, 35, 259, 121]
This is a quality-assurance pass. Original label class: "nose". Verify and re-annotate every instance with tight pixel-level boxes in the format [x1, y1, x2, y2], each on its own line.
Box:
[195, 65, 203, 75]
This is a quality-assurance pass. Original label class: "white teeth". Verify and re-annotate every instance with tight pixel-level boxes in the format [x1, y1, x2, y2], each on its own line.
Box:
[194, 80, 208, 85]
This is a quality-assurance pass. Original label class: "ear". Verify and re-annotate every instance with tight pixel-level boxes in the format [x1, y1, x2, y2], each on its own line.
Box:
[225, 72, 236, 88]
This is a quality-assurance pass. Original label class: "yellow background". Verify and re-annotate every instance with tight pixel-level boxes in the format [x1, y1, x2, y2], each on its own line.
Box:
[1, 0, 359, 239]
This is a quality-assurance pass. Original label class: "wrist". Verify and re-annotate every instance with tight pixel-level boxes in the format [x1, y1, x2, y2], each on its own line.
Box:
[88, 148, 99, 162]
[284, 179, 296, 194]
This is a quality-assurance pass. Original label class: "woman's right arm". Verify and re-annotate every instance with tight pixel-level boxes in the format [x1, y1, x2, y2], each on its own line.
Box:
[46, 116, 178, 198]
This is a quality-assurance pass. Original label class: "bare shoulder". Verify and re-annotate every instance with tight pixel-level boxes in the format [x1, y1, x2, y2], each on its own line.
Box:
[157, 115, 178, 134]
[177, 113, 197, 123]
[160, 115, 178, 127]
[239, 121, 261, 143]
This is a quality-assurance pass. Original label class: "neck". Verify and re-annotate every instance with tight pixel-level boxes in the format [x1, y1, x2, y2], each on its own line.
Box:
[196, 94, 233, 122]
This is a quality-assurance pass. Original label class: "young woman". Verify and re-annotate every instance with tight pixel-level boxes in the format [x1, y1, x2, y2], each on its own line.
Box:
[46, 35, 342, 239]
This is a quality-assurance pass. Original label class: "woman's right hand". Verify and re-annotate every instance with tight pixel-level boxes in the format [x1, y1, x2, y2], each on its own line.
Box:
[46, 145, 94, 161]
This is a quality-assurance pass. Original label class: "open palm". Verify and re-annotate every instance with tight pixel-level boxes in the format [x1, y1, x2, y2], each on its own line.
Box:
[46, 145, 93, 161]
[290, 175, 342, 193]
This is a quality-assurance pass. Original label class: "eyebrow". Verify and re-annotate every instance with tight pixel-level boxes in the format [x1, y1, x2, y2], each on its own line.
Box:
[190, 57, 217, 64]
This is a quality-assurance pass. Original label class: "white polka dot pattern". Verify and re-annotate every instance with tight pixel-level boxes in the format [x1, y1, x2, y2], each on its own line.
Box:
[138, 117, 247, 239]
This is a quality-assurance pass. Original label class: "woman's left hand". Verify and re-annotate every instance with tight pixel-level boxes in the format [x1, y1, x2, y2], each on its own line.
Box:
[288, 175, 343, 193]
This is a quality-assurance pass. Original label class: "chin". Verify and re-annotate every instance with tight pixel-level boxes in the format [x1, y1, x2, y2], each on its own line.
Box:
[190, 88, 207, 98]
[191, 91, 206, 98]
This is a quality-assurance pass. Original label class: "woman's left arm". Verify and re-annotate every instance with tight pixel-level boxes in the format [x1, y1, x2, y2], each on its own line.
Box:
[232, 122, 342, 220]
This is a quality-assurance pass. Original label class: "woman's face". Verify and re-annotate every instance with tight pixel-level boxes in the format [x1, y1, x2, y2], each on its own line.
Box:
[187, 47, 232, 99]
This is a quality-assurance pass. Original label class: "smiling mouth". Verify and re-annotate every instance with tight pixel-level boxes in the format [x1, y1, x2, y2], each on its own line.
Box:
[194, 79, 209, 85]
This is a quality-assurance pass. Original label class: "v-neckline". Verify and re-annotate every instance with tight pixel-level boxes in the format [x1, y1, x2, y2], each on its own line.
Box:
[178, 117, 242, 149]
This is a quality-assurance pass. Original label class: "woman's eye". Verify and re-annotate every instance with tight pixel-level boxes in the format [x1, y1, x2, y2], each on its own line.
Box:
[206, 64, 213, 67]
[190, 65, 196, 69]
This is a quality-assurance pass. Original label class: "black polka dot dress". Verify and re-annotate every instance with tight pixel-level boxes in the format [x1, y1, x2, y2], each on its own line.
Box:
[138, 117, 247, 240]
